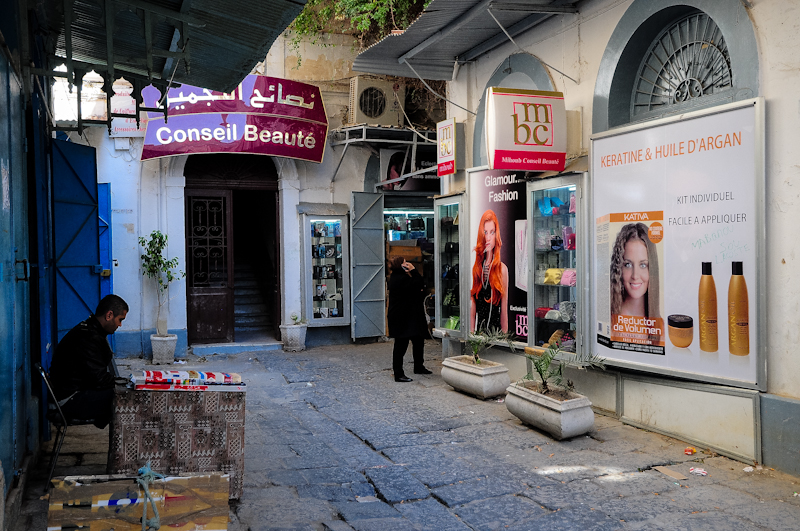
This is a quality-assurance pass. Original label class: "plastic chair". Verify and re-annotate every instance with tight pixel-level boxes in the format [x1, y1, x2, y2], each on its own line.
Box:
[35, 363, 97, 491]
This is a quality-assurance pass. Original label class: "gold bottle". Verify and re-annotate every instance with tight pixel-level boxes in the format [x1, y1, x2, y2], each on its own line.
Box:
[728, 261, 749, 356]
[698, 262, 718, 352]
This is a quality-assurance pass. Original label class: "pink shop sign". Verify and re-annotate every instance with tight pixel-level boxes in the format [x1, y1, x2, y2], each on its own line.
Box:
[141, 113, 327, 162]
[140, 75, 328, 162]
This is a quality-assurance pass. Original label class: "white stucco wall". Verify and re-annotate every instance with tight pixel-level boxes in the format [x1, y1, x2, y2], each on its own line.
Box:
[447, 0, 800, 399]
[68, 130, 188, 355]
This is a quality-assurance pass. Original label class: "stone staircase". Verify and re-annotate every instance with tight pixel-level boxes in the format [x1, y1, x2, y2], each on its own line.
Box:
[234, 262, 272, 338]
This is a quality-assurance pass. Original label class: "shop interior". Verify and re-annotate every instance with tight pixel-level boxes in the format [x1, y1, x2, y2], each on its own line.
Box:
[383, 200, 436, 333]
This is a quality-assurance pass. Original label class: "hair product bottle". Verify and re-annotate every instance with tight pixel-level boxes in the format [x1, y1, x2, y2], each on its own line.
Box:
[698, 262, 718, 352]
[728, 261, 749, 356]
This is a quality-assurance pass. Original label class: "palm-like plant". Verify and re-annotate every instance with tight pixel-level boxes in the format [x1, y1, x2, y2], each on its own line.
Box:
[466, 328, 516, 364]
[525, 341, 606, 394]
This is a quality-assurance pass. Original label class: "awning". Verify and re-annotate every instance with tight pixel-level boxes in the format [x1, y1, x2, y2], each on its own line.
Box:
[353, 0, 577, 81]
[38, 0, 307, 92]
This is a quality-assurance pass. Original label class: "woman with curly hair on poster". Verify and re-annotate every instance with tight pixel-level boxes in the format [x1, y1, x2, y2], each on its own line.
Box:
[610, 222, 661, 318]
[470, 209, 509, 332]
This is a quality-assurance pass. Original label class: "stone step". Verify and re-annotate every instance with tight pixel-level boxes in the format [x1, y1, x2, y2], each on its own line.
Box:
[234, 324, 273, 332]
[233, 287, 261, 296]
[235, 314, 269, 325]
[234, 278, 259, 288]
[235, 294, 265, 305]
[234, 303, 268, 315]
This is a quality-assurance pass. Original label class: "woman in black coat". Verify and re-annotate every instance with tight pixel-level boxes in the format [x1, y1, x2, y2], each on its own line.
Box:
[387, 256, 431, 382]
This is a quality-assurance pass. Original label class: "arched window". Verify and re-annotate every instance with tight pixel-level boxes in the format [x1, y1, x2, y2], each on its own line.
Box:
[593, 0, 757, 134]
[631, 12, 732, 120]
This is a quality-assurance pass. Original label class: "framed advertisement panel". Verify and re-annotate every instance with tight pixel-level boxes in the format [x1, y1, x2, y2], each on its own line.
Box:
[467, 168, 529, 341]
[590, 99, 765, 390]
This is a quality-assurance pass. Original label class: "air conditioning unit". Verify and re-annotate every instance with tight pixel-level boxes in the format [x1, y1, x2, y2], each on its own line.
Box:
[348, 77, 405, 127]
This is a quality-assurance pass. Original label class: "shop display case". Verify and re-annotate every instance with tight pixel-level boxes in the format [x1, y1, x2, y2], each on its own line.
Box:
[434, 196, 464, 336]
[384, 210, 434, 241]
[528, 178, 581, 352]
[302, 215, 350, 326]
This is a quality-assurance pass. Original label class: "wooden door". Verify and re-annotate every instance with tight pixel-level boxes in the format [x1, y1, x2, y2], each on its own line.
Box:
[186, 189, 234, 343]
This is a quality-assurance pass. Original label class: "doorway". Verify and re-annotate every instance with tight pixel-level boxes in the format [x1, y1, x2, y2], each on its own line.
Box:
[184, 154, 280, 345]
[232, 190, 279, 342]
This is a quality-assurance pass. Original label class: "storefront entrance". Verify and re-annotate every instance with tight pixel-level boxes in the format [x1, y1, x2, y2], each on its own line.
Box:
[383, 195, 435, 336]
[184, 154, 280, 345]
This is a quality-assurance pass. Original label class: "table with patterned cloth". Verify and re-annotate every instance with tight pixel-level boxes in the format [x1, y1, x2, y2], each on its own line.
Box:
[109, 386, 246, 499]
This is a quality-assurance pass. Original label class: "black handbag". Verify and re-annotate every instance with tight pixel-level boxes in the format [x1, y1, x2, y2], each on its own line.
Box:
[445, 242, 459, 253]
[445, 264, 459, 280]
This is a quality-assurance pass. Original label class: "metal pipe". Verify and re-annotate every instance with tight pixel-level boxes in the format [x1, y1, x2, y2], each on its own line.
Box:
[487, 9, 579, 85]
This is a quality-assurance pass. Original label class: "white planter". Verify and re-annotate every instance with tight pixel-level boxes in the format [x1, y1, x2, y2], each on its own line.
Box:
[280, 323, 308, 352]
[441, 355, 510, 399]
[505, 382, 595, 440]
[150, 334, 177, 365]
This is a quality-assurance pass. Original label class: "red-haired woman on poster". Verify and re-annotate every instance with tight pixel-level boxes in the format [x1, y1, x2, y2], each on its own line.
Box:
[470, 209, 509, 333]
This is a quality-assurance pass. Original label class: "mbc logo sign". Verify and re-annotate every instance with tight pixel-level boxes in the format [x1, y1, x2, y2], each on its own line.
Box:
[512, 102, 553, 147]
[439, 123, 454, 157]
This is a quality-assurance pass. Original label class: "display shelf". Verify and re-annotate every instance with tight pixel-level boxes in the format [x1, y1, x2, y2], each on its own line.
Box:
[436, 200, 461, 332]
[533, 212, 574, 219]
[304, 216, 350, 325]
[531, 185, 579, 349]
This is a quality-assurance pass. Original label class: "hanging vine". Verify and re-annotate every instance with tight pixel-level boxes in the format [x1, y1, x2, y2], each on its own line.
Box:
[288, 0, 432, 51]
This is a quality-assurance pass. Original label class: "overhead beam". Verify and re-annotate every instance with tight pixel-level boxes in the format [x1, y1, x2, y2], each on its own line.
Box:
[105, 0, 116, 80]
[161, 0, 191, 79]
[116, 0, 205, 27]
[397, 0, 493, 64]
[488, 2, 578, 14]
[458, 12, 552, 63]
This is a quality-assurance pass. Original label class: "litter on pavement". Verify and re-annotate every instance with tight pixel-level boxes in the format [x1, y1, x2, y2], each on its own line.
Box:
[653, 466, 687, 480]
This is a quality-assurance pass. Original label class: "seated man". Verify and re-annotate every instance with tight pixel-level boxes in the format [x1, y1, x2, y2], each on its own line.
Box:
[49, 294, 128, 428]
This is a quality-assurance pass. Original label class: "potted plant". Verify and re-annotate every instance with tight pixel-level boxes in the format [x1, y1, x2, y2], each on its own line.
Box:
[139, 230, 185, 364]
[505, 342, 605, 440]
[441, 328, 515, 399]
[279, 312, 308, 352]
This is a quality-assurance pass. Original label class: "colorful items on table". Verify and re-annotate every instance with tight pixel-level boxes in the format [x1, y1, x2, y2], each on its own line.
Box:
[130, 370, 245, 391]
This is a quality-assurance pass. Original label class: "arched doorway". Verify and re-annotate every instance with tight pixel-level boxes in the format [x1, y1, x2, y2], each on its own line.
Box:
[184, 154, 281, 344]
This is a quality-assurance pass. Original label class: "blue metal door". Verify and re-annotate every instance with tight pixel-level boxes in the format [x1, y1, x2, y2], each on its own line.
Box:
[52, 139, 101, 342]
[98, 182, 114, 350]
[1, 50, 31, 495]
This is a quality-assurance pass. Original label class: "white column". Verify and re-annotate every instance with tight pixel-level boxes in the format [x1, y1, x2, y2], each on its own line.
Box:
[276, 158, 302, 325]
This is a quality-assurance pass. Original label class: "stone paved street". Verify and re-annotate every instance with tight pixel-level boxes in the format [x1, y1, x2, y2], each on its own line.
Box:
[15, 340, 800, 530]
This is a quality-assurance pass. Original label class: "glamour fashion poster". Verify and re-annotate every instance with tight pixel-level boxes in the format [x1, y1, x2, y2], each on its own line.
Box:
[591, 101, 762, 385]
[468, 170, 528, 339]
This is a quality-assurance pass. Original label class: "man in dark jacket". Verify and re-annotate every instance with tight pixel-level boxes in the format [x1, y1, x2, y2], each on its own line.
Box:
[387, 256, 431, 382]
[49, 294, 128, 428]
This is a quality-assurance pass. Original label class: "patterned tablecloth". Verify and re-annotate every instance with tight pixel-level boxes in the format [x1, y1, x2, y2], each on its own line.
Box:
[109, 387, 245, 499]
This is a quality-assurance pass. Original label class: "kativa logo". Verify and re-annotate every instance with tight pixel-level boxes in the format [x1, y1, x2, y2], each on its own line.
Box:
[512, 102, 553, 146]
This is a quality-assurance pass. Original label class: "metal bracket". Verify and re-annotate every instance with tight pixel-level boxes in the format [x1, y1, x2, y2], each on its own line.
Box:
[15, 259, 29, 282]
